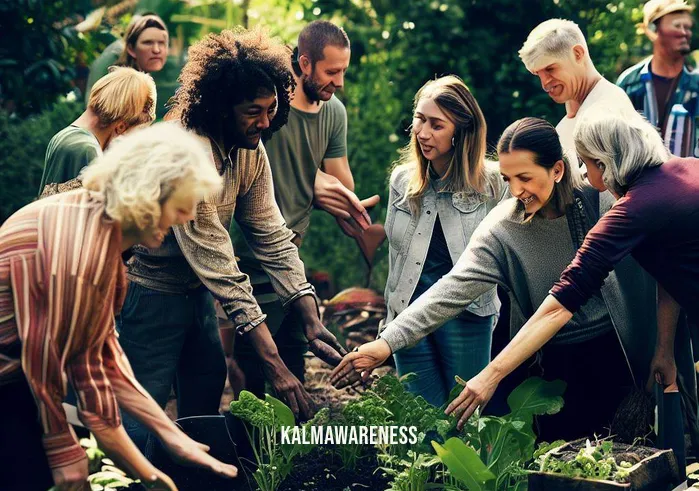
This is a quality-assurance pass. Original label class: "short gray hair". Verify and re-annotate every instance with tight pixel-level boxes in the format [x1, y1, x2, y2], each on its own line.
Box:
[574, 111, 670, 196]
[519, 19, 588, 72]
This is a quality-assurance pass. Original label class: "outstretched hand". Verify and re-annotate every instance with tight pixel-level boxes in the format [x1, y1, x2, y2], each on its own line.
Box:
[329, 339, 392, 390]
[161, 429, 238, 481]
[445, 369, 500, 430]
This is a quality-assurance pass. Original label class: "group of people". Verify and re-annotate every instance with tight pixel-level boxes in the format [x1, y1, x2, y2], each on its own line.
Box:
[2, 0, 699, 489]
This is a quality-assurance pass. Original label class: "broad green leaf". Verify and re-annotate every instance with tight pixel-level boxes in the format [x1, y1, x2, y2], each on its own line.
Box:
[432, 438, 496, 491]
[265, 393, 295, 428]
[507, 377, 566, 421]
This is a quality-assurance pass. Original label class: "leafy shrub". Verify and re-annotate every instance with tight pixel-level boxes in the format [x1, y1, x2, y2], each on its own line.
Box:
[0, 98, 84, 223]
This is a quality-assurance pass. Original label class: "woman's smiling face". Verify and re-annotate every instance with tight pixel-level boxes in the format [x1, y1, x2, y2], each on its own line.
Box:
[499, 149, 562, 215]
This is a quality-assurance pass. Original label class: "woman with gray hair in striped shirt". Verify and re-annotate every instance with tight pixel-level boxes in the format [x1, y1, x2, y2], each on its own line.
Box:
[0, 123, 237, 491]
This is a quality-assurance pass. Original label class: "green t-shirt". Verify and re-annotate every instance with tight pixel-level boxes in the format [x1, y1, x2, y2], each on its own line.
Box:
[231, 95, 347, 322]
[84, 40, 181, 121]
[264, 94, 348, 238]
[38, 125, 101, 195]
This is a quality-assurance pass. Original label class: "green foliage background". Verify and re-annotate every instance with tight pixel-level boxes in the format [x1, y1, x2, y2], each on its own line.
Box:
[1, 0, 697, 293]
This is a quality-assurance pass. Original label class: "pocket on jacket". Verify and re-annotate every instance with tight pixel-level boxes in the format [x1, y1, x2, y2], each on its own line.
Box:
[387, 197, 412, 253]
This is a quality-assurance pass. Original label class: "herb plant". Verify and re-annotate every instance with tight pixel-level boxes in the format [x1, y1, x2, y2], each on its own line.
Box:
[535, 439, 634, 483]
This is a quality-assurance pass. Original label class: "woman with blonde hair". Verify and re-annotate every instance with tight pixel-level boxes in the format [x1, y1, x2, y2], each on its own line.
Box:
[0, 123, 238, 491]
[380, 75, 506, 406]
[39, 66, 157, 194]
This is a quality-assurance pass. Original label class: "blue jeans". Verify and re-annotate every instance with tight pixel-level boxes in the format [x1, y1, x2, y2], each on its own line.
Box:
[116, 282, 227, 455]
[393, 310, 494, 407]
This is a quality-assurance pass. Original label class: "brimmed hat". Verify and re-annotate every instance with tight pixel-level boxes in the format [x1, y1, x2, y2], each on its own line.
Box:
[642, 0, 694, 28]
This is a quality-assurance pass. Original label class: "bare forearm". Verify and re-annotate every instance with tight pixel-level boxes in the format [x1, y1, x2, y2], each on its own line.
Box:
[245, 322, 283, 365]
[91, 425, 159, 481]
[656, 285, 680, 353]
[489, 295, 572, 381]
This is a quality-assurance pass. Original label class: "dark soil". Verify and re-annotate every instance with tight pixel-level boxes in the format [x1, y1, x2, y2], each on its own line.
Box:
[278, 447, 390, 491]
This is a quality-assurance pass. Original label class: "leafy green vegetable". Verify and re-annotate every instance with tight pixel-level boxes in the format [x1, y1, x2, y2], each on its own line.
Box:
[535, 439, 634, 483]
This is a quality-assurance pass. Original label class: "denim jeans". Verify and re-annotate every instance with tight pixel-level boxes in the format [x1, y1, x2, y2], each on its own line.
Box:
[393, 310, 494, 407]
[116, 282, 227, 455]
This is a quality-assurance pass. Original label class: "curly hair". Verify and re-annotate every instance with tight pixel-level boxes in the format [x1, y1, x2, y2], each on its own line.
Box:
[168, 27, 295, 139]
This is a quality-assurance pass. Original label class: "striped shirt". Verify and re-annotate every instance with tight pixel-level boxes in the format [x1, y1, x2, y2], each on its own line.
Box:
[0, 189, 150, 469]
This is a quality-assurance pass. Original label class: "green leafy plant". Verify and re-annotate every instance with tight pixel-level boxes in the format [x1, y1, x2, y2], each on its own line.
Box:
[378, 449, 442, 491]
[229, 390, 328, 491]
[434, 377, 567, 491]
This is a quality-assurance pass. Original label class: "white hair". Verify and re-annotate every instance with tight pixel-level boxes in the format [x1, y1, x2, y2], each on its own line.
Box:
[519, 19, 589, 71]
[574, 111, 670, 196]
[81, 122, 222, 230]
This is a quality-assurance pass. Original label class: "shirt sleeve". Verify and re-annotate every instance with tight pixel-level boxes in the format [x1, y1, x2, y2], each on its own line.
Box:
[234, 145, 315, 307]
[550, 195, 652, 313]
[11, 251, 86, 469]
[172, 193, 267, 330]
[324, 98, 347, 159]
[379, 217, 507, 352]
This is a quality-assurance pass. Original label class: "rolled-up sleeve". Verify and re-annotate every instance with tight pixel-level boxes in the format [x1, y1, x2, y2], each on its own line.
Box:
[234, 145, 314, 307]
[550, 196, 650, 313]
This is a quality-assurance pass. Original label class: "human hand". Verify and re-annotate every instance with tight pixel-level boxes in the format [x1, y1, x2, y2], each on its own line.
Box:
[51, 456, 90, 491]
[314, 170, 377, 229]
[263, 359, 316, 420]
[647, 347, 678, 392]
[160, 431, 238, 481]
[329, 339, 392, 390]
[445, 368, 501, 430]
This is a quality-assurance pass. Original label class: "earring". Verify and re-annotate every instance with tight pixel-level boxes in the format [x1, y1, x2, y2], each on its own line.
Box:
[451, 136, 455, 147]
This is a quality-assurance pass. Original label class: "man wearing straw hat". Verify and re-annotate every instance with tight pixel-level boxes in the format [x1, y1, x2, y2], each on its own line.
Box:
[617, 0, 699, 156]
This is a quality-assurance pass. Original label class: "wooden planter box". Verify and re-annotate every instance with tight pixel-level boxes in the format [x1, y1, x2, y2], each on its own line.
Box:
[529, 440, 682, 491]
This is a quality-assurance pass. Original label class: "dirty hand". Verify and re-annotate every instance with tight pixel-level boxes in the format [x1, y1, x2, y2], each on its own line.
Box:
[329, 339, 391, 389]
[445, 367, 500, 431]
[263, 359, 316, 420]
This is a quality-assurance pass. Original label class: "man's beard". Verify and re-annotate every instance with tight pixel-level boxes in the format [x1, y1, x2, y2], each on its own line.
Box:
[680, 47, 691, 56]
[302, 74, 326, 103]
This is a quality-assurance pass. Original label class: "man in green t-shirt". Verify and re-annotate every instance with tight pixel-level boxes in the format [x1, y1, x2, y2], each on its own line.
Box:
[228, 21, 380, 395]
[39, 67, 156, 195]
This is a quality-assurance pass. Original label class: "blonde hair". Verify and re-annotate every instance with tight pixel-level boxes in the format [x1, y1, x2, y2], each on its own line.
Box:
[395, 75, 487, 213]
[519, 19, 589, 72]
[82, 122, 222, 231]
[574, 111, 669, 196]
[88, 66, 157, 129]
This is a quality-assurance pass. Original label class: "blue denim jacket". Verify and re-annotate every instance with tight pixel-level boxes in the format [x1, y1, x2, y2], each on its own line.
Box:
[383, 163, 507, 324]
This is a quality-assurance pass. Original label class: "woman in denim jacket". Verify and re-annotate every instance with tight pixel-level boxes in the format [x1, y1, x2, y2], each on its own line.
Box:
[382, 76, 507, 406]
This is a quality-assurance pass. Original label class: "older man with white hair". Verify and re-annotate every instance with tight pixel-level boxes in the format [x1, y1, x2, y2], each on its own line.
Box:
[519, 19, 639, 165]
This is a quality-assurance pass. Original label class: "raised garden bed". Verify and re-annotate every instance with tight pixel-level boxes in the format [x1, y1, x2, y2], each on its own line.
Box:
[529, 439, 682, 491]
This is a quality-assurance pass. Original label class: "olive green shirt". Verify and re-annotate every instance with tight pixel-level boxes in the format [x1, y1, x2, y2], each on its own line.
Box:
[38, 125, 101, 195]
[231, 95, 347, 327]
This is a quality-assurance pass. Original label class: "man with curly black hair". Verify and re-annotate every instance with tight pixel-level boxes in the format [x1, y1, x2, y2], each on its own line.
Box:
[116, 27, 348, 454]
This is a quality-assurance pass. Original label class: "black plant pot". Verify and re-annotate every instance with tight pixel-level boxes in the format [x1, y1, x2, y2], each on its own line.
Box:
[149, 414, 256, 491]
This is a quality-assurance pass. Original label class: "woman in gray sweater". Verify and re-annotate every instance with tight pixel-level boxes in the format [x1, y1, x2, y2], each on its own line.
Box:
[332, 117, 689, 441]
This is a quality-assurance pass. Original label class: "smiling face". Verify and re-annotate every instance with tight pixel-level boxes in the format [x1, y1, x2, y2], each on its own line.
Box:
[656, 12, 693, 56]
[300, 45, 351, 102]
[228, 91, 278, 150]
[138, 183, 197, 248]
[412, 97, 456, 168]
[499, 149, 564, 216]
[127, 27, 169, 73]
[530, 52, 585, 104]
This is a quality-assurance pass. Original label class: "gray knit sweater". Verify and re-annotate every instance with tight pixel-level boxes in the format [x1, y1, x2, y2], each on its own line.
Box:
[379, 185, 659, 386]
